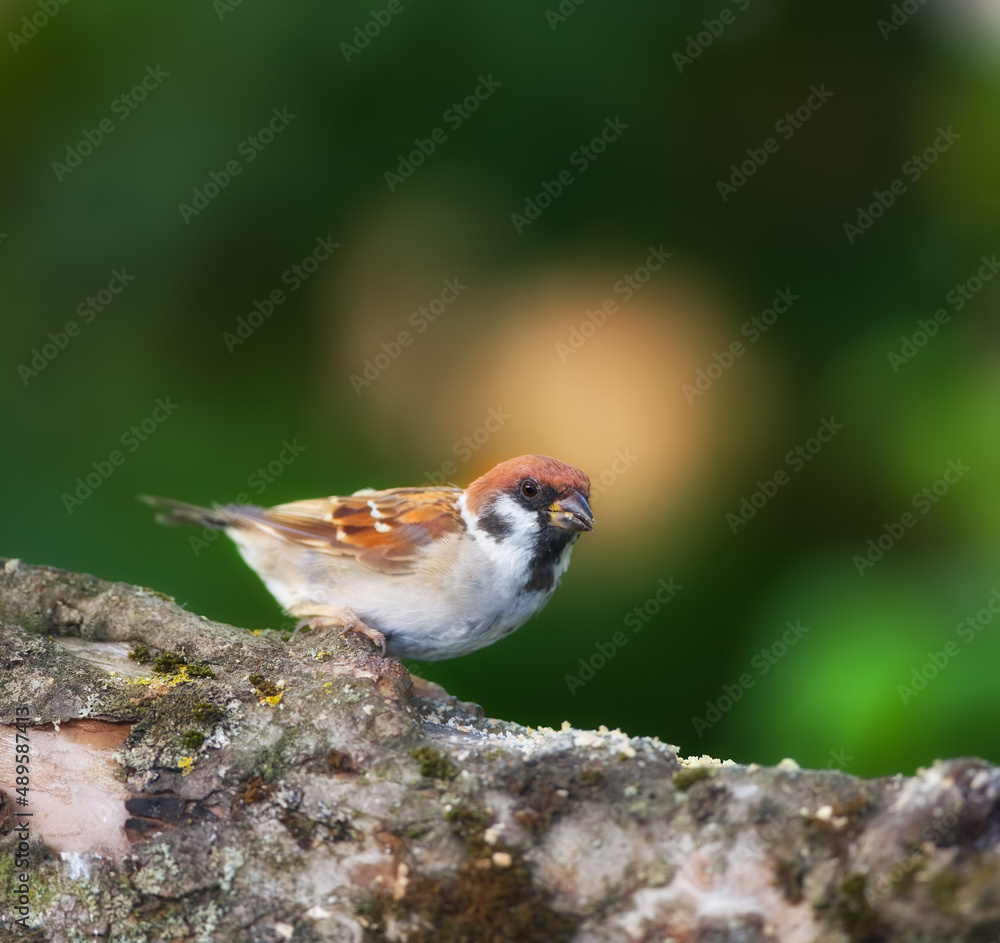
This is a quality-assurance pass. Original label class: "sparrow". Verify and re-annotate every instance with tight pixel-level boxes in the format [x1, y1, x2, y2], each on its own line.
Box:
[142, 455, 593, 661]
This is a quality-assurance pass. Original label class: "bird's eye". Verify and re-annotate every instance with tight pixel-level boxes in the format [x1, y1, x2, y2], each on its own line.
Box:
[520, 479, 538, 499]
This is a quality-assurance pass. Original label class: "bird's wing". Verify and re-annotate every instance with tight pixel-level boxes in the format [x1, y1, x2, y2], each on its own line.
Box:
[228, 486, 466, 572]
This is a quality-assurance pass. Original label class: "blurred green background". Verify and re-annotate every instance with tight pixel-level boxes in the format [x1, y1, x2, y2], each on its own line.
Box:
[2, 1, 998, 778]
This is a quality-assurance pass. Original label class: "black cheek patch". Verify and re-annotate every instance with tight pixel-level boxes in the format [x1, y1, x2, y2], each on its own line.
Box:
[477, 507, 513, 541]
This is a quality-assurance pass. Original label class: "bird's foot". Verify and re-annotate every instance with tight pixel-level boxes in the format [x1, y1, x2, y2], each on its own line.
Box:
[296, 607, 387, 656]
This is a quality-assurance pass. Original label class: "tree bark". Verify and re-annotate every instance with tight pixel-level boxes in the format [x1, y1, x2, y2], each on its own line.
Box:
[1, 557, 998, 942]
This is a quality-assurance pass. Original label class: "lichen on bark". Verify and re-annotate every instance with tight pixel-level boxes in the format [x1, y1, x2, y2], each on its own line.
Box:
[1, 557, 1000, 942]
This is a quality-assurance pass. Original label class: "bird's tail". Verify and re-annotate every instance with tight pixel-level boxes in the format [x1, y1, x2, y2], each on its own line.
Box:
[139, 495, 239, 530]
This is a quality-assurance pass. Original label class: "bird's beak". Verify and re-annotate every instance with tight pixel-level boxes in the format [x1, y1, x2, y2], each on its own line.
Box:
[549, 491, 595, 532]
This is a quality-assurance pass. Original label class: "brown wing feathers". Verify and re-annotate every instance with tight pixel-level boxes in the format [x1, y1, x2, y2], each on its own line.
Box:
[235, 488, 465, 570]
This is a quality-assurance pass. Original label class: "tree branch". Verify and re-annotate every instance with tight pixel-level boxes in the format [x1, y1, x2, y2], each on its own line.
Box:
[1, 557, 998, 942]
